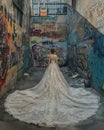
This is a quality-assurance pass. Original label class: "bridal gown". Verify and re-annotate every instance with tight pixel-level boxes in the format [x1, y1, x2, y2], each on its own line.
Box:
[5, 58, 100, 127]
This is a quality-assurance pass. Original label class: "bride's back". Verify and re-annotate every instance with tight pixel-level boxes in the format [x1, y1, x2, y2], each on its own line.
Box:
[49, 54, 58, 63]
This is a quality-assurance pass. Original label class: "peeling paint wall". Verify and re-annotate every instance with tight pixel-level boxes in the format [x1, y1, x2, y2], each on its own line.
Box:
[67, 0, 104, 92]
[0, 0, 31, 96]
[76, 0, 104, 33]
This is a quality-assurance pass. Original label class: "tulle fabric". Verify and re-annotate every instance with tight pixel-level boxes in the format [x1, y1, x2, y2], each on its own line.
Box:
[5, 61, 99, 127]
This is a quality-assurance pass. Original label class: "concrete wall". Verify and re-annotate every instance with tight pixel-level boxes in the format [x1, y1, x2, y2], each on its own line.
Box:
[0, 0, 31, 96]
[68, 0, 104, 34]
[76, 0, 104, 34]
[67, 0, 104, 93]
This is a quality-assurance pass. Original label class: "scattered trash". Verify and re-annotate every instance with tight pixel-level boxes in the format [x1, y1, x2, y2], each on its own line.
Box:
[71, 74, 79, 79]
[84, 79, 91, 88]
[24, 73, 29, 76]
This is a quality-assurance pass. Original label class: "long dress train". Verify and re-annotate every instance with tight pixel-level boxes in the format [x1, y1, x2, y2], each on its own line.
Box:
[4, 61, 99, 127]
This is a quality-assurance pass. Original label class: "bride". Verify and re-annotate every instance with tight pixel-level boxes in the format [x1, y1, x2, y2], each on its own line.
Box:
[5, 48, 99, 127]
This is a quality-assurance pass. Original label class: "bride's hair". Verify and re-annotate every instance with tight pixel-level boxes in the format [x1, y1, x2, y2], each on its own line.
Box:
[51, 48, 55, 54]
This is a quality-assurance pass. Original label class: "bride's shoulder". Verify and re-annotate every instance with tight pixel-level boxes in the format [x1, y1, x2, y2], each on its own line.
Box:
[48, 54, 58, 58]
[54, 54, 58, 58]
[50, 54, 58, 58]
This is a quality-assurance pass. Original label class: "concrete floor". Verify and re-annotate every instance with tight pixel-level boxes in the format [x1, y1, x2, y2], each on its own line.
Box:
[1, 121, 104, 130]
[0, 67, 104, 130]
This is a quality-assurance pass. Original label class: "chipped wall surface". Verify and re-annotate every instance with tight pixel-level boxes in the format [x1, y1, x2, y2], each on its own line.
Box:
[0, 0, 31, 95]
[75, 0, 104, 34]
[68, 0, 104, 33]
[67, 1, 104, 92]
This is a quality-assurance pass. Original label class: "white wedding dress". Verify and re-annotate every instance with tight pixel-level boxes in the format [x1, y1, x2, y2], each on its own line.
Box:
[5, 55, 99, 127]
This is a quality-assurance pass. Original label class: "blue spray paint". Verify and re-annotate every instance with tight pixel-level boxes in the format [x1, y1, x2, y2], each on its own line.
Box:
[92, 33, 104, 57]
[67, 4, 104, 92]
[88, 51, 104, 90]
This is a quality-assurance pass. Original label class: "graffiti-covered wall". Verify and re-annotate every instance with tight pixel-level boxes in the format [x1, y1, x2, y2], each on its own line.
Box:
[67, 1, 104, 93]
[30, 15, 68, 67]
[0, 0, 31, 96]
